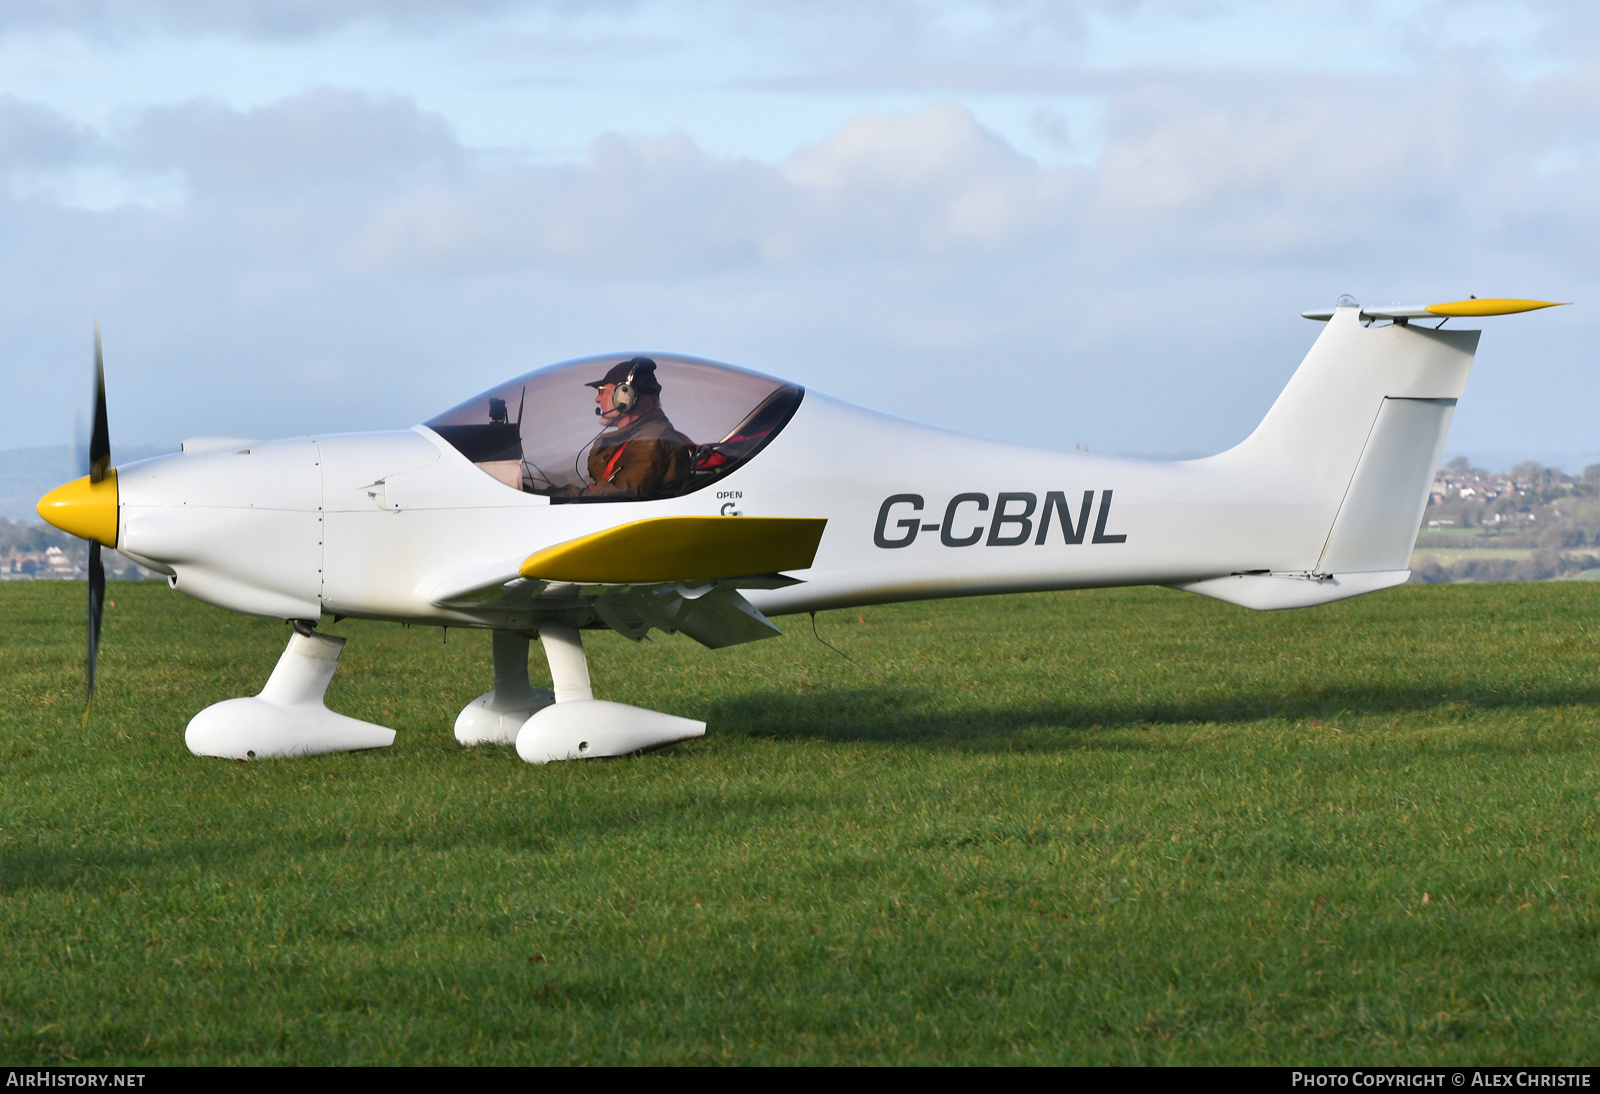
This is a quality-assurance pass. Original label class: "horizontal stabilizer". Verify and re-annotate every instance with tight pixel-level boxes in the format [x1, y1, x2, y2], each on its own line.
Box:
[520, 515, 826, 584]
[1302, 298, 1567, 322]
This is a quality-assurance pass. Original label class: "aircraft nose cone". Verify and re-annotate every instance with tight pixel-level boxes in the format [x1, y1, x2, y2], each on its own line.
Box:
[38, 470, 119, 547]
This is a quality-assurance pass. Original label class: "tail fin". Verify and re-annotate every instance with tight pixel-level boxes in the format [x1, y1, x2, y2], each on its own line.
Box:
[1228, 302, 1478, 573]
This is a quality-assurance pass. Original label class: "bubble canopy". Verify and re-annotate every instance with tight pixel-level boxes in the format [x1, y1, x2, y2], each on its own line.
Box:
[425, 353, 804, 502]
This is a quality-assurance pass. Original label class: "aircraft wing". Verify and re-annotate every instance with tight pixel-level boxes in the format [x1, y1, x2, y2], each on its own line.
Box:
[429, 516, 827, 650]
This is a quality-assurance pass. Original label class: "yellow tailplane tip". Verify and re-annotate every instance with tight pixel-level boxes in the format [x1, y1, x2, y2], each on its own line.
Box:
[1425, 298, 1569, 317]
[37, 469, 118, 547]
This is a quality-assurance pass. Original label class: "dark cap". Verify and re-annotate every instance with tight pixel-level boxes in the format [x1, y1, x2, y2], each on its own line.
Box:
[585, 356, 661, 395]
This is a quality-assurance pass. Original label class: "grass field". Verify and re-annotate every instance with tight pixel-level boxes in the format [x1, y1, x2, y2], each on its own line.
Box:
[1411, 548, 1537, 564]
[3, 579, 1599, 1065]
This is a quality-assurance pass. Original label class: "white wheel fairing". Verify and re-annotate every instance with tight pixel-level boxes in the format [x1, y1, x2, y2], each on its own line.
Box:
[186, 632, 393, 759]
[515, 700, 705, 764]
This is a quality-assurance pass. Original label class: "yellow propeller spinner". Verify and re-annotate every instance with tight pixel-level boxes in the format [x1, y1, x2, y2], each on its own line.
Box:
[37, 469, 119, 547]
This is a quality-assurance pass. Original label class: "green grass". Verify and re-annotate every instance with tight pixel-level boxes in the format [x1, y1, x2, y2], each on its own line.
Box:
[3, 580, 1599, 1065]
[1412, 548, 1536, 563]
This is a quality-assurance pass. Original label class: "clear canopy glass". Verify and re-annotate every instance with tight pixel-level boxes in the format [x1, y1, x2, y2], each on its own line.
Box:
[425, 353, 803, 502]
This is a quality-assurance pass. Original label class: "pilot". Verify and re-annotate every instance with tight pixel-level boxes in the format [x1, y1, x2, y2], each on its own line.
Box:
[582, 357, 693, 499]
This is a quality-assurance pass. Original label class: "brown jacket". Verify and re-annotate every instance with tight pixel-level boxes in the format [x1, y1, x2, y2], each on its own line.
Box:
[585, 407, 693, 499]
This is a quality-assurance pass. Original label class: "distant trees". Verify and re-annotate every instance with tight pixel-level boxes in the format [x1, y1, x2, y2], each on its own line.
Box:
[0, 518, 79, 558]
[1444, 455, 1490, 480]
[1511, 460, 1567, 487]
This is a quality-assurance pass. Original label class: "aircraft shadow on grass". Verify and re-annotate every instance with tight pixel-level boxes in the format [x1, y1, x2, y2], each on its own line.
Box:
[0, 818, 569, 896]
[711, 680, 1600, 751]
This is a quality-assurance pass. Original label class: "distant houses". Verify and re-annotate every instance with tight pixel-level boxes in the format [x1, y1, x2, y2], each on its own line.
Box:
[4, 544, 85, 579]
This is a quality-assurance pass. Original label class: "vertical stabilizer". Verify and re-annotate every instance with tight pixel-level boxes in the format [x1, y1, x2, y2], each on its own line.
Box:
[1222, 304, 1478, 575]
[1236, 306, 1477, 498]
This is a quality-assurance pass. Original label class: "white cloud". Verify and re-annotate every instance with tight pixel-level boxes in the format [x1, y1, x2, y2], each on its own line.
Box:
[355, 131, 777, 275]
[345, 66, 1600, 283]
[356, 102, 1072, 273]
[128, 87, 462, 189]
[1, 44, 1598, 464]
[0, 94, 97, 167]
[778, 102, 1070, 255]
[0, 0, 526, 41]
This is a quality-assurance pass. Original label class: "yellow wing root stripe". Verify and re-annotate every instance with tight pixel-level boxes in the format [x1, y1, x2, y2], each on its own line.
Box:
[520, 515, 827, 584]
[1425, 298, 1569, 317]
[37, 469, 118, 548]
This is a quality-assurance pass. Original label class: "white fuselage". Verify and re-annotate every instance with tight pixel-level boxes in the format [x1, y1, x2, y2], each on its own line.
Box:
[111, 394, 1341, 624]
[112, 310, 1479, 628]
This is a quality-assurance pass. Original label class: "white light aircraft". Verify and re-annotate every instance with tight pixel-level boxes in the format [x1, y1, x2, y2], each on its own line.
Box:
[38, 296, 1563, 763]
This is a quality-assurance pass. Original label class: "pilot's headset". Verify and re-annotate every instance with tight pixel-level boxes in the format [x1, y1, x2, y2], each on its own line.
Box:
[611, 359, 642, 415]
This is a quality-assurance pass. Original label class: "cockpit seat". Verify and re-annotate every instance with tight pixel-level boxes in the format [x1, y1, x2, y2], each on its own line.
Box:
[690, 386, 803, 478]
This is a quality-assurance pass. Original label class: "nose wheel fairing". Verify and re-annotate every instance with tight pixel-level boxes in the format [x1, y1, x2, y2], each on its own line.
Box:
[185, 631, 394, 760]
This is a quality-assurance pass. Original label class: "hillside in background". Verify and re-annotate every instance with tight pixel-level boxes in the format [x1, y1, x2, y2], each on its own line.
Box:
[1411, 458, 1600, 584]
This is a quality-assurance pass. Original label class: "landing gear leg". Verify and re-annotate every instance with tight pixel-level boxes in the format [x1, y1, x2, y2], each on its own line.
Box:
[186, 629, 395, 759]
[539, 624, 593, 703]
[515, 625, 705, 764]
[454, 630, 555, 745]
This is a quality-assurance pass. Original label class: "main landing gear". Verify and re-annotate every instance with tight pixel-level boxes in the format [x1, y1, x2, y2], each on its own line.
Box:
[185, 622, 703, 763]
[453, 629, 556, 745]
[457, 625, 705, 764]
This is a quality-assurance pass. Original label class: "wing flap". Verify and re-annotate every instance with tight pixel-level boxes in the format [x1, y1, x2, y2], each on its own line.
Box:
[607, 583, 783, 648]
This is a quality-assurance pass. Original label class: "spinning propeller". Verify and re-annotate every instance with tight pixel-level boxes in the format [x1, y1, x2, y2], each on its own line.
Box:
[86, 326, 109, 707]
[37, 325, 119, 714]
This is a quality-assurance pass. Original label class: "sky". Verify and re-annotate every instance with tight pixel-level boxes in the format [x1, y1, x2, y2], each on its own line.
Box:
[1, 0, 1597, 468]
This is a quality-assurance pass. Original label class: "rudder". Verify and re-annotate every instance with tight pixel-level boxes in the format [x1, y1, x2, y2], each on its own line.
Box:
[1318, 396, 1455, 573]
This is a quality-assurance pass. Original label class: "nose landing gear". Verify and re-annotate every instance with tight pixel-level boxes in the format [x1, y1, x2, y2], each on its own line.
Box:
[185, 626, 395, 759]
